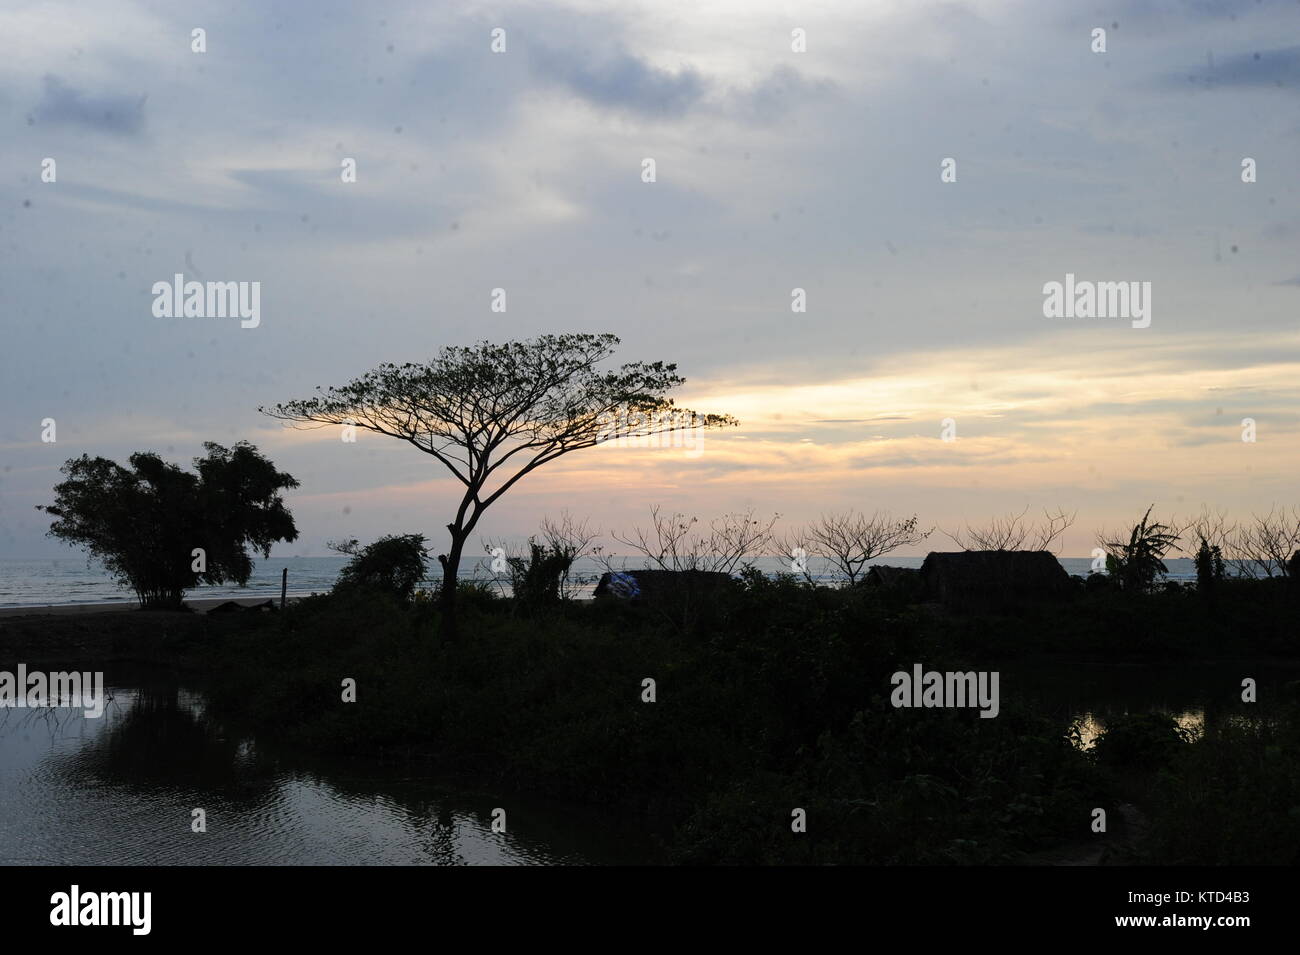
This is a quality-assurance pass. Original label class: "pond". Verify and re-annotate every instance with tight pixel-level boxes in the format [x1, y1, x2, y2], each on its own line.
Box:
[0, 673, 658, 866]
[6, 662, 1293, 864]
[999, 660, 1299, 749]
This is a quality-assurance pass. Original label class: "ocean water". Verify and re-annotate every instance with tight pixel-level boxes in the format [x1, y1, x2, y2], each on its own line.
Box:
[0, 556, 355, 608]
[0, 554, 1199, 609]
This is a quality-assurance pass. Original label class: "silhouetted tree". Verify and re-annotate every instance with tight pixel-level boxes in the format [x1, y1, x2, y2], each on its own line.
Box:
[1233, 506, 1300, 578]
[39, 442, 298, 609]
[942, 507, 1075, 553]
[1194, 534, 1226, 608]
[330, 534, 430, 602]
[778, 510, 931, 585]
[262, 333, 736, 637]
[614, 506, 777, 575]
[1100, 505, 1181, 594]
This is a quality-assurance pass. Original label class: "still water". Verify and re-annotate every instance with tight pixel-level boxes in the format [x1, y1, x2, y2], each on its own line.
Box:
[1002, 661, 1297, 749]
[5, 664, 1289, 865]
[0, 674, 656, 866]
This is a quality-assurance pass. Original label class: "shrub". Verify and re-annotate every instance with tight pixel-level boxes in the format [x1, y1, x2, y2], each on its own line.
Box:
[1147, 703, 1300, 864]
[1194, 535, 1226, 602]
[1092, 712, 1189, 769]
[506, 540, 573, 614]
[332, 534, 430, 602]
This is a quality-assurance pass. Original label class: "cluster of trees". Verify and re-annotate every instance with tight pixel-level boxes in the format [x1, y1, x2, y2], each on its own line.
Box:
[43, 334, 735, 628]
[1179, 506, 1300, 579]
[40, 443, 299, 609]
[39, 333, 1300, 620]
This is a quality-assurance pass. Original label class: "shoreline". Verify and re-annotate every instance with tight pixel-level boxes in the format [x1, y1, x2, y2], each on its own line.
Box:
[0, 595, 308, 618]
[0, 602, 281, 668]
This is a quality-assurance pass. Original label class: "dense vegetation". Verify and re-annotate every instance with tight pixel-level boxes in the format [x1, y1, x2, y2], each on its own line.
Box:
[190, 568, 1300, 865]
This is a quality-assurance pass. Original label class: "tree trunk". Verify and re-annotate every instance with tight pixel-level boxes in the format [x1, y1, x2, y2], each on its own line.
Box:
[438, 530, 467, 640]
[139, 587, 185, 611]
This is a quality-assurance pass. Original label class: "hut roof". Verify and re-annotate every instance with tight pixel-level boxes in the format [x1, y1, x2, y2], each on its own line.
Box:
[865, 565, 921, 587]
[919, 550, 1070, 609]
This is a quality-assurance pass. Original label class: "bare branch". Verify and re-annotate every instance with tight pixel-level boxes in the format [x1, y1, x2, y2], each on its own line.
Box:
[777, 510, 931, 585]
[943, 507, 1074, 553]
[613, 506, 778, 576]
[1231, 505, 1300, 578]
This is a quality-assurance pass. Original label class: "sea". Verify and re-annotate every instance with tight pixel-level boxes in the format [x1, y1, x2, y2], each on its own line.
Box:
[0, 555, 1200, 609]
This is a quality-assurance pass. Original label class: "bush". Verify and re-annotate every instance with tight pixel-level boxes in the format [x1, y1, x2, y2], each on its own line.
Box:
[1092, 712, 1189, 769]
[505, 540, 573, 614]
[1147, 703, 1300, 864]
[332, 534, 430, 602]
[433, 578, 501, 614]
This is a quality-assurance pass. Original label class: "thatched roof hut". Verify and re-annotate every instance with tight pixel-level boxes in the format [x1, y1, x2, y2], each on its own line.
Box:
[594, 568, 733, 602]
[919, 551, 1070, 610]
[865, 565, 921, 589]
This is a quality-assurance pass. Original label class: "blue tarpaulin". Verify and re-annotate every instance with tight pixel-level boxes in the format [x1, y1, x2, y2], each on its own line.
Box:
[605, 572, 641, 598]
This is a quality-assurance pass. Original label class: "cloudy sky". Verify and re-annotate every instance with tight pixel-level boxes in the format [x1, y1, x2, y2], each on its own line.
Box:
[2, 0, 1298, 560]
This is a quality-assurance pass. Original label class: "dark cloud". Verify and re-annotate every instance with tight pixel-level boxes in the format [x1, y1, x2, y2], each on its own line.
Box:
[529, 46, 707, 116]
[1174, 45, 1300, 89]
[1159, 0, 1258, 18]
[731, 65, 836, 123]
[30, 75, 146, 135]
[528, 46, 827, 123]
[1105, 0, 1267, 27]
[1176, 0, 1268, 20]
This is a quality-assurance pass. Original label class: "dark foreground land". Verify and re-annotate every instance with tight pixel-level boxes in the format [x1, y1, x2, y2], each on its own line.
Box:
[3, 573, 1299, 865]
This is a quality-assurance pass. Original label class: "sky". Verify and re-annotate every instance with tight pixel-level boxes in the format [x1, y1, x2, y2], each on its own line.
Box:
[2, 0, 1299, 560]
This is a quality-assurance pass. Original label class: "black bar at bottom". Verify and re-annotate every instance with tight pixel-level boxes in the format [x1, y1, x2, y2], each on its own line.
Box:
[4, 864, 1285, 941]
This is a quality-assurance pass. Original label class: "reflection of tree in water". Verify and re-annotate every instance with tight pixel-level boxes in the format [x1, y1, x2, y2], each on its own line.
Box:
[59, 684, 279, 804]
[62, 686, 472, 862]
[290, 769, 467, 864]
[293, 768, 635, 864]
[413, 803, 464, 864]
[0, 700, 87, 738]
[1200, 694, 1274, 739]
[1074, 691, 1276, 751]
[39, 684, 623, 863]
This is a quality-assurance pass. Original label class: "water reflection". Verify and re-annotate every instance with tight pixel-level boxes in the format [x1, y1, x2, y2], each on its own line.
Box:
[0, 680, 655, 865]
[1003, 661, 1295, 751]
[1069, 710, 1206, 750]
